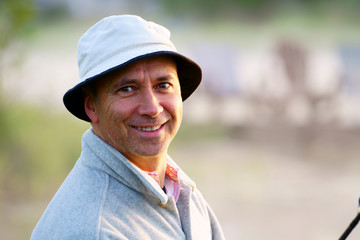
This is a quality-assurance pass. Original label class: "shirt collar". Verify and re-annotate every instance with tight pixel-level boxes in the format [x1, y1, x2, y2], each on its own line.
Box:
[145, 161, 180, 202]
[146, 161, 179, 185]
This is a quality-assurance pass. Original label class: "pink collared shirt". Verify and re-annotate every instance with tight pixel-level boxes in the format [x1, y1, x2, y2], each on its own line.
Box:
[146, 162, 181, 202]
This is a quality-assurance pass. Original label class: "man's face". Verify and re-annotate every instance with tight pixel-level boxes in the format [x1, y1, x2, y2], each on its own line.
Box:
[84, 56, 182, 167]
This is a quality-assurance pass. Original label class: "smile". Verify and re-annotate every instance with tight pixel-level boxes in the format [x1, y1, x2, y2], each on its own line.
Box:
[134, 124, 163, 132]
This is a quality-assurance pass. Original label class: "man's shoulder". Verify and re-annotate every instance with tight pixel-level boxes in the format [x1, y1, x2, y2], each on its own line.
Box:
[57, 159, 110, 201]
[31, 162, 109, 239]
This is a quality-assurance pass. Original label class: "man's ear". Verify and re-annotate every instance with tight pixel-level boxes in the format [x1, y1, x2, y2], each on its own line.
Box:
[83, 90, 99, 123]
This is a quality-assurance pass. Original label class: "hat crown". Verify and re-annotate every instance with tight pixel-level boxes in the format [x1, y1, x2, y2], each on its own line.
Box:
[78, 15, 176, 82]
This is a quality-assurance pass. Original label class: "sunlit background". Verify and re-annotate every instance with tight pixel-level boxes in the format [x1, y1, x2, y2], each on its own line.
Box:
[1, 0, 360, 239]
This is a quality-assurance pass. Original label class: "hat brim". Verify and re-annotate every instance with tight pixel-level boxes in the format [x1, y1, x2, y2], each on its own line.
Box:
[63, 51, 202, 122]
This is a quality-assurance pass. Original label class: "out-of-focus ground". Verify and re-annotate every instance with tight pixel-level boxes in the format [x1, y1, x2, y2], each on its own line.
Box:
[1, 1, 360, 239]
[172, 125, 360, 240]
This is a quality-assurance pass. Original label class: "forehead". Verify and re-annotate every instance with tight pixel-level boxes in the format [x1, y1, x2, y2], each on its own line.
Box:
[120, 55, 177, 77]
[89, 55, 178, 92]
[107, 55, 176, 81]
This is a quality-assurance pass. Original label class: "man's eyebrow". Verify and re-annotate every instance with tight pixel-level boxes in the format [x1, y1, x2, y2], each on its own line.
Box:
[155, 73, 178, 82]
[111, 78, 137, 88]
[109, 73, 178, 89]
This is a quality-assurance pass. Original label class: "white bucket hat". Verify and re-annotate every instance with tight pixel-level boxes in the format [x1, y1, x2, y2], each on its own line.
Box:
[63, 15, 202, 121]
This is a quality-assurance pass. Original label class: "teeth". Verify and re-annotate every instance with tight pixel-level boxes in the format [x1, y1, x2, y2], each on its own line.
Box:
[135, 125, 162, 132]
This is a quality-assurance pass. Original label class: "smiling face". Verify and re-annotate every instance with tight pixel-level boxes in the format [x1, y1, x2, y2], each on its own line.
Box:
[84, 56, 182, 170]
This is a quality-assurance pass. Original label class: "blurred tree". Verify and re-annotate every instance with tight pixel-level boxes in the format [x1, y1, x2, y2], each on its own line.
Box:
[0, 0, 36, 200]
[0, 0, 35, 51]
[0, 0, 36, 94]
[158, 0, 360, 21]
[159, 0, 276, 20]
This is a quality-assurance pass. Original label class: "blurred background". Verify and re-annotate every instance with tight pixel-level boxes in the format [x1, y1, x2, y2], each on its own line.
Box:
[1, 0, 360, 239]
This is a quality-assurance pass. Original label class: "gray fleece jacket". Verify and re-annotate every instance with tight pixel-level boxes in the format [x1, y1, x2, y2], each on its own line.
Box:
[31, 129, 225, 240]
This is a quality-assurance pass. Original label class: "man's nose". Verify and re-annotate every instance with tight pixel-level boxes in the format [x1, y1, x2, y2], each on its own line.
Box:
[137, 89, 163, 117]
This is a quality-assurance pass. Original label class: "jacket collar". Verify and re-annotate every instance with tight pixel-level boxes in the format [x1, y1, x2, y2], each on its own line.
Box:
[80, 128, 195, 204]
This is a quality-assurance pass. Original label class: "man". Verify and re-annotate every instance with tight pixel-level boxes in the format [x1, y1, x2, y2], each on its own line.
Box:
[31, 15, 225, 239]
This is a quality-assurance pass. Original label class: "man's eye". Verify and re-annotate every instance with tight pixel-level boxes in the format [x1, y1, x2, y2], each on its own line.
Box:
[119, 86, 133, 92]
[117, 86, 136, 96]
[158, 83, 170, 89]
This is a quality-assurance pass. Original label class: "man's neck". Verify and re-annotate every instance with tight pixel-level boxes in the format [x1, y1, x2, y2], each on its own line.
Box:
[129, 155, 167, 188]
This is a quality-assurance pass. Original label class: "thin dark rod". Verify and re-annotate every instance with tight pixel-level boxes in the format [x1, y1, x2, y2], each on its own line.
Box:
[339, 213, 360, 240]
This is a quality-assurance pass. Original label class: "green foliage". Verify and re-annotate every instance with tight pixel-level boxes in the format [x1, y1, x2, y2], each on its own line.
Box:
[159, 0, 274, 18]
[0, 0, 36, 50]
[158, 0, 360, 21]
[0, 104, 88, 200]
